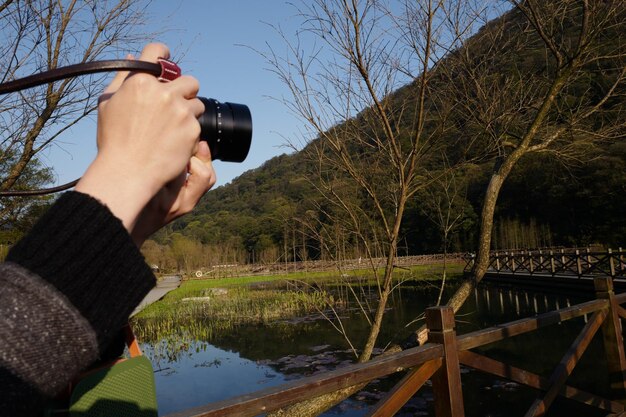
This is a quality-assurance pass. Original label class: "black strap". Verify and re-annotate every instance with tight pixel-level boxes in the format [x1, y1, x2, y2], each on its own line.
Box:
[0, 60, 161, 95]
[0, 60, 164, 197]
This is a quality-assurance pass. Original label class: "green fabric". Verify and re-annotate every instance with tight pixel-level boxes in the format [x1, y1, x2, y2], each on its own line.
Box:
[69, 356, 157, 417]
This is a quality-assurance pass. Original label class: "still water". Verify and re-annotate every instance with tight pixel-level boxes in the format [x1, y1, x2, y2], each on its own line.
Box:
[141, 281, 610, 417]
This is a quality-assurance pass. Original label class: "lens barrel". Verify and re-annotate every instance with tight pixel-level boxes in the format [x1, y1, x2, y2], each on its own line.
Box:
[197, 97, 252, 162]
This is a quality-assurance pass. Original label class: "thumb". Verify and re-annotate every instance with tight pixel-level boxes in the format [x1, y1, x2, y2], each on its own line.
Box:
[183, 141, 216, 207]
[194, 140, 212, 163]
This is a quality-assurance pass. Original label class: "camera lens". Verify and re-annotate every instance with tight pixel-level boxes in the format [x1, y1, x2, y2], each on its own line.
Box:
[197, 97, 252, 162]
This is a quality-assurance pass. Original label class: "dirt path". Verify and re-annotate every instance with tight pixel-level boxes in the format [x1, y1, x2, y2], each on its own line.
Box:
[131, 275, 181, 316]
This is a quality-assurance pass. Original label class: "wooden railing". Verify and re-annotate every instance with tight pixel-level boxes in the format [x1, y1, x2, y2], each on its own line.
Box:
[165, 276, 626, 417]
[464, 248, 626, 279]
[189, 253, 465, 279]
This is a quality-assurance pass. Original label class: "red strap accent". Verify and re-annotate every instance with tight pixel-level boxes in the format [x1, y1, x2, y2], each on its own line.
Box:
[157, 58, 181, 81]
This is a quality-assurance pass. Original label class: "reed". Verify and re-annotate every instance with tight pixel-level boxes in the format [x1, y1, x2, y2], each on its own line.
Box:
[132, 264, 463, 343]
[132, 286, 331, 342]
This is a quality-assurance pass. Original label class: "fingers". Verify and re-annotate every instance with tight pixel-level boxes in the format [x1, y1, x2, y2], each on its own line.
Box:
[157, 142, 215, 224]
[170, 75, 201, 100]
[137, 43, 200, 103]
[103, 43, 171, 100]
[102, 54, 135, 99]
[131, 142, 215, 239]
[169, 75, 204, 116]
[195, 139, 212, 162]
[102, 43, 201, 112]
[138, 42, 170, 63]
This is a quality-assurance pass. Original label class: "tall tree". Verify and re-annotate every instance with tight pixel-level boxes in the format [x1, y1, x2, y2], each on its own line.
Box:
[419, 160, 473, 305]
[264, 0, 626, 414]
[0, 148, 52, 241]
[428, 0, 626, 344]
[264, 0, 487, 414]
[0, 0, 154, 221]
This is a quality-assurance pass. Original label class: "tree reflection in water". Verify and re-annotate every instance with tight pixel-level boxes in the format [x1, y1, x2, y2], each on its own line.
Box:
[133, 280, 611, 417]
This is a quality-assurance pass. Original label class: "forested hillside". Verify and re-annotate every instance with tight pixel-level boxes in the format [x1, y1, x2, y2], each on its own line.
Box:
[147, 3, 626, 268]
[150, 140, 625, 262]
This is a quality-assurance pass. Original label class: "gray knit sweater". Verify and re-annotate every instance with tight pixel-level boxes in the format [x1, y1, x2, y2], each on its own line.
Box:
[0, 192, 156, 416]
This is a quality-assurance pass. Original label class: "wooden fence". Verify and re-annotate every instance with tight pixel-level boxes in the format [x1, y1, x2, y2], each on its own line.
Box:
[464, 248, 626, 280]
[165, 276, 626, 417]
[191, 253, 465, 280]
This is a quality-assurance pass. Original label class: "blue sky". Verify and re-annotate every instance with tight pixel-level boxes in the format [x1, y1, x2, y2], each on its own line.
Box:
[42, 1, 507, 189]
[45, 0, 305, 188]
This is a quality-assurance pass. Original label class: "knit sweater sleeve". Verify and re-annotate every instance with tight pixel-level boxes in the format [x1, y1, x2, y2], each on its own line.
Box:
[0, 191, 156, 416]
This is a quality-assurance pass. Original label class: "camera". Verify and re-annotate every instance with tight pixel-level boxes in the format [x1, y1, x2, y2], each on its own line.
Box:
[197, 98, 252, 163]
[0, 59, 254, 196]
[0, 58, 253, 163]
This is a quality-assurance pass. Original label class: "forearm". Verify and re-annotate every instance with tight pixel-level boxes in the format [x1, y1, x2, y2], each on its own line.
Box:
[0, 191, 155, 415]
[0, 42, 214, 416]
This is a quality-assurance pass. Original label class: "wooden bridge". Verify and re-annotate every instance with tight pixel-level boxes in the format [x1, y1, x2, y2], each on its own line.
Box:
[165, 276, 626, 417]
[464, 248, 626, 293]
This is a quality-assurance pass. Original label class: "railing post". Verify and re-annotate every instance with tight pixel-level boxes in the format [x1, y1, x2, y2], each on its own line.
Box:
[426, 307, 465, 417]
[609, 248, 616, 278]
[594, 277, 626, 402]
[495, 252, 500, 272]
[549, 250, 556, 275]
[529, 250, 534, 274]
[576, 249, 583, 278]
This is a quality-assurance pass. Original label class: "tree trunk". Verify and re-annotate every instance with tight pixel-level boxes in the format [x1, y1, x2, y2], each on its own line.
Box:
[416, 166, 509, 344]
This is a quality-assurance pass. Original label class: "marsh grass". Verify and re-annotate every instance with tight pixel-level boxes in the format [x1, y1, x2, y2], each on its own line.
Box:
[132, 262, 463, 343]
[132, 286, 332, 342]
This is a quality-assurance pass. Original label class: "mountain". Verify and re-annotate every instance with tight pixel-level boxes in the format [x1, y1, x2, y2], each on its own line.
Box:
[152, 3, 626, 263]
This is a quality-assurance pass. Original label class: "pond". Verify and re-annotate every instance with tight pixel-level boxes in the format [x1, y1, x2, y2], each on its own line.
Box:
[135, 279, 612, 417]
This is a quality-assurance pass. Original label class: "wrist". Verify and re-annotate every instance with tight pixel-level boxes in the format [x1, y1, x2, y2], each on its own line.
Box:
[75, 157, 157, 232]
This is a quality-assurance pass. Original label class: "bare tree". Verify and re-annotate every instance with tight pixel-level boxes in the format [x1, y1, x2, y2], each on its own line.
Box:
[419, 159, 472, 305]
[421, 0, 626, 345]
[0, 0, 154, 226]
[263, 0, 487, 415]
[263, 0, 626, 414]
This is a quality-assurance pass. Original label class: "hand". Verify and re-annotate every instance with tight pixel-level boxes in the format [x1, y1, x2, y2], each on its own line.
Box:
[131, 141, 216, 246]
[76, 43, 206, 233]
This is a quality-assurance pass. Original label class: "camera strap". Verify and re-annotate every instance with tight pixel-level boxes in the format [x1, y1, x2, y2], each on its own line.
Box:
[0, 59, 178, 95]
[0, 58, 182, 197]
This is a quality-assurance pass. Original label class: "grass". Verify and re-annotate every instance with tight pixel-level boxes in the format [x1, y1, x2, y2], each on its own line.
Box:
[131, 261, 464, 343]
[132, 286, 332, 343]
[165, 275, 292, 301]
[179, 262, 463, 288]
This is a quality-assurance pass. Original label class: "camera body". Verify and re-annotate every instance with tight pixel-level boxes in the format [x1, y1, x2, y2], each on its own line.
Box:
[0, 58, 252, 197]
[198, 98, 252, 162]
[156, 59, 252, 163]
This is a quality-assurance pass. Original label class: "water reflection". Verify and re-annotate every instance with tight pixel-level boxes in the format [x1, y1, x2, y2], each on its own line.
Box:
[468, 286, 576, 319]
[137, 281, 611, 417]
[144, 342, 289, 416]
